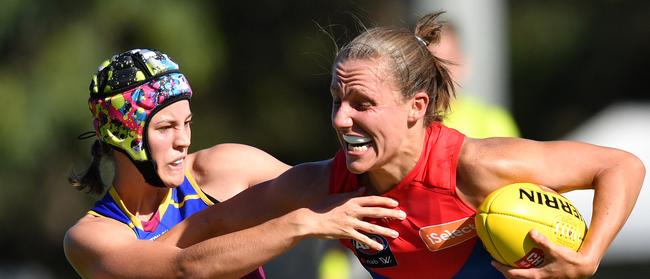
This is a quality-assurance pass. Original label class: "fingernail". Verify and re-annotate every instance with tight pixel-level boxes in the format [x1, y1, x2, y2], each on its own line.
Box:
[399, 210, 406, 219]
[391, 231, 399, 238]
[376, 244, 384, 251]
[530, 229, 538, 237]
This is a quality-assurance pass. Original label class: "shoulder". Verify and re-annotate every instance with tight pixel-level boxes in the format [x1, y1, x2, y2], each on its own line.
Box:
[65, 214, 135, 251]
[187, 143, 290, 199]
[456, 137, 533, 204]
[64, 215, 135, 276]
[459, 137, 540, 175]
[267, 159, 334, 208]
[285, 159, 333, 184]
[189, 143, 277, 165]
[65, 214, 134, 245]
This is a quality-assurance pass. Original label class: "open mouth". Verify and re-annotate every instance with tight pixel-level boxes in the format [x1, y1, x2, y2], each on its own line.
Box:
[170, 158, 184, 167]
[342, 134, 373, 152]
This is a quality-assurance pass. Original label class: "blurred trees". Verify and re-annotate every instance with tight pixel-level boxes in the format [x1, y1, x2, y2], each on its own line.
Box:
[510, 1, 650, 140]
[0, 1, 227, 276]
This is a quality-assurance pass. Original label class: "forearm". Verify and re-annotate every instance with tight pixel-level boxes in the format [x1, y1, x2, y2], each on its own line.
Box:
[176, 208, 311, 279]
[579, 155, 645, 265]
[158, 184, 296, 248]
[159, 164, 330, 248]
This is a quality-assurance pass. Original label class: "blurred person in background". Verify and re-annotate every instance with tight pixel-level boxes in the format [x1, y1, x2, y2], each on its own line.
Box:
[212, 11, 644, 278]
[434, 24, 520, 138]
[63, 48, 405, 278]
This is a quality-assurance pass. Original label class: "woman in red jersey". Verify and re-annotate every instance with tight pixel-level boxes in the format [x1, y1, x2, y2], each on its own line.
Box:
[202, 12, 644, 279]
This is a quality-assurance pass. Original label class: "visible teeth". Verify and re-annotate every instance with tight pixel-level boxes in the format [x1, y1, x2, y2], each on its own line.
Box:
[172, 159, 183, 165]
[348, 143, 369, 152]
[342, 134, 372, 144]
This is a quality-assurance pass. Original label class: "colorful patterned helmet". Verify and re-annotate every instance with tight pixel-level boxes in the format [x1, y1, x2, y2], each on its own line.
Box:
[88, 49, 192, 186]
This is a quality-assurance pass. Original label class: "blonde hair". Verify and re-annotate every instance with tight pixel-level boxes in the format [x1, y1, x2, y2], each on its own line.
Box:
[333, 11, 455, 124]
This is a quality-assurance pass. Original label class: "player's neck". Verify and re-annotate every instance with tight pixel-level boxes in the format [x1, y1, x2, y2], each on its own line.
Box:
[363, 127, 425, 194]
[112, 154, 169, 218]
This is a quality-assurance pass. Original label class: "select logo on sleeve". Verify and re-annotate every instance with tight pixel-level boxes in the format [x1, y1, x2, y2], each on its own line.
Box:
[351, 234, 397, 268]
[419, 217, 477, 252]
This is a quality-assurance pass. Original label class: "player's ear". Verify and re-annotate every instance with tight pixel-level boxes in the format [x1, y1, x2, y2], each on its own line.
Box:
[408, 91, 429, 122]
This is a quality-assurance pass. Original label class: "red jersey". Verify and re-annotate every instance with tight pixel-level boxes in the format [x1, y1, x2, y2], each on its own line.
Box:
[329, 123, 503, 278]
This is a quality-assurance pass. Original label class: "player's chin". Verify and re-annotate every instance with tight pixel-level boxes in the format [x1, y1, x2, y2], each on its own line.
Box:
[345, 159, 372, 174]
[160, 173, 185, 188]
[158, 163, 185, 186]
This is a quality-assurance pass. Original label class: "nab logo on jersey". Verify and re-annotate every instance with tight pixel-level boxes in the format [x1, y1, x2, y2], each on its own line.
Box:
[351, 234, 397, 268]
[352, 234, 387, 255]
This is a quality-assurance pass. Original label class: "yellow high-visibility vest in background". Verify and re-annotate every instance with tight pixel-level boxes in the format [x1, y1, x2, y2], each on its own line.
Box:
[444, 94, 520, 138]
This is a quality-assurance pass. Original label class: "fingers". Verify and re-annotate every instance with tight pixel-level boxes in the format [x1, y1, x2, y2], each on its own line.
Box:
[340, 194, 405, 222]
[492, 231, 567, 279]
[502, 268, 536, 279]
[528, 229, 553, 252]
[491, 261, 537, 279]
[528, 229, 563, 262]
[349, 230, 385, 251]
[355, 206, 406, 221]
[327, 190, 399, 209]
[491, 261, 511, 275]
[355, 219, 399, 239]
[351, 195, 399, 208]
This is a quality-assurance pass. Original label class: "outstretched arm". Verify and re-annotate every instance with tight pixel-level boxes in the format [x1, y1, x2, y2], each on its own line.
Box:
[65, 160, 405, 278]
[159, 159, 404, 249]
[64, 209, 313, 279]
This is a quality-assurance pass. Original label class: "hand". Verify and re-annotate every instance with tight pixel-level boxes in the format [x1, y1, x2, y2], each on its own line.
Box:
[299, 188, 406, 251]
[491, 230, 597, 279]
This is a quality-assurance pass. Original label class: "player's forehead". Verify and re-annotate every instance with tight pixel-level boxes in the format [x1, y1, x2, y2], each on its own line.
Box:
[330, 58, 395, 95]
[150, 100, 191, 123]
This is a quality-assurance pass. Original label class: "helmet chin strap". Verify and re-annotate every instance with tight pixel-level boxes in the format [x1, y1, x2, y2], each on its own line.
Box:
[111, 147, 167, 188]
[134, 160, 166, 188]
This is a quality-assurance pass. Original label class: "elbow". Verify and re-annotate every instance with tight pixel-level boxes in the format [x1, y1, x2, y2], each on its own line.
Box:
[625, 154, 645, 208]
[610, 151, 646, 196]
[634, 155, 646, 186]
[596, 151, 646, 194]
[175, 252, 205, 279]
[635, 154, 646, 179]
[625, 152, 646, 186]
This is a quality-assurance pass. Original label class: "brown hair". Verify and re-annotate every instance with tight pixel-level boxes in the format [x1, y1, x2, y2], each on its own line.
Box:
[68, 140, 111, 195]
[333, 11, 455, 124]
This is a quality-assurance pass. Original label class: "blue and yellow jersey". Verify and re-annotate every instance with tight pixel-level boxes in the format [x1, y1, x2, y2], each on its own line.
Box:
[87, 169, 267, 278]
[88, 169, 215, 240]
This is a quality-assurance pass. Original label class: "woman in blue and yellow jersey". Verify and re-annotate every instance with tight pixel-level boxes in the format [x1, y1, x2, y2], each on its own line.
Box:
[63, 49, 405, 279]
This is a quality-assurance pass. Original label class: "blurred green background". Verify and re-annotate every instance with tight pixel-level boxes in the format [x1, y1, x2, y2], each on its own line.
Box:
[1, 0, 648, 278]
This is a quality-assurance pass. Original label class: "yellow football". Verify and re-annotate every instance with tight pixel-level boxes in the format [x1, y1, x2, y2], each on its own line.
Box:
[475, 183, 587, 268]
